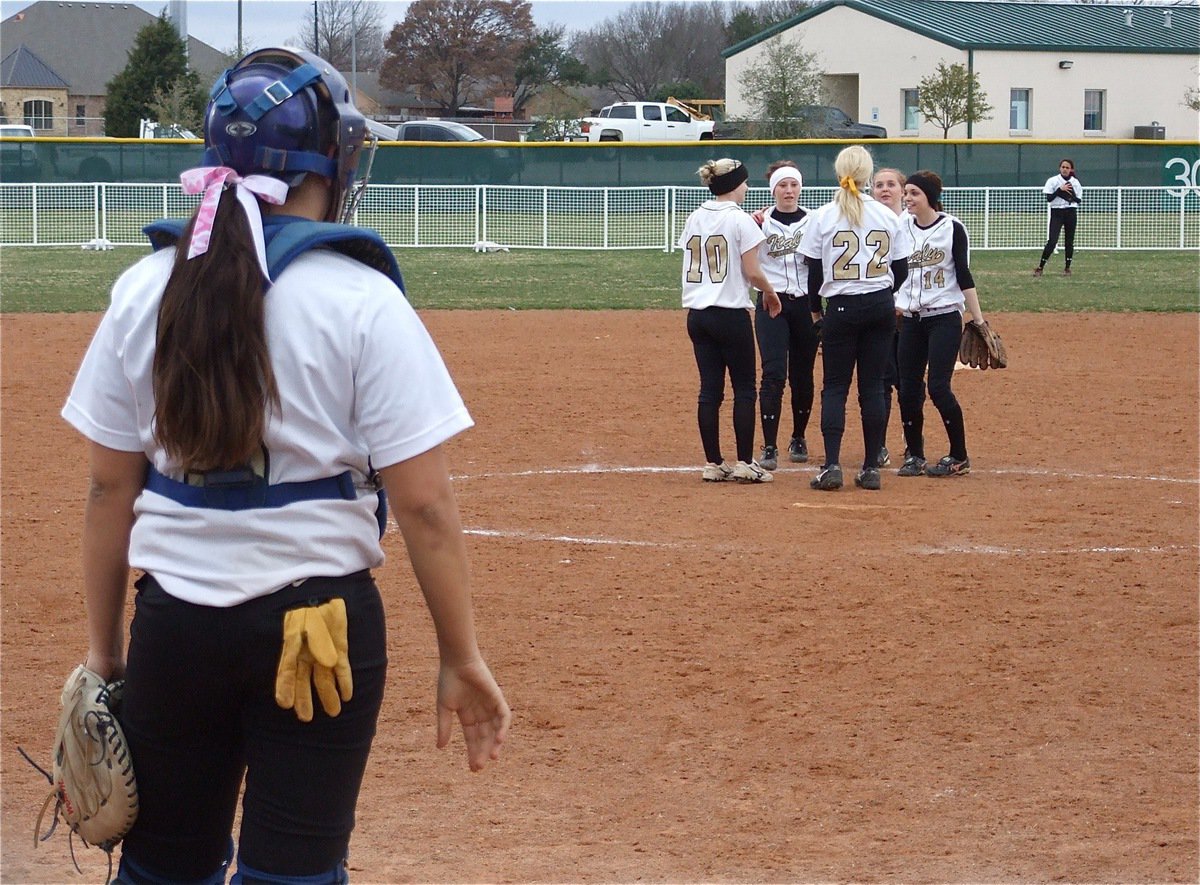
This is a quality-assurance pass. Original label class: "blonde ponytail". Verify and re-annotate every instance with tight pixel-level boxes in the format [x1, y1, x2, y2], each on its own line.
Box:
[832, 145, 873, 227]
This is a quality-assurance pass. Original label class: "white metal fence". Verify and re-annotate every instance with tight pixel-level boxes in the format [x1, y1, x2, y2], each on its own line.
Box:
[1, 184, 1197, 250]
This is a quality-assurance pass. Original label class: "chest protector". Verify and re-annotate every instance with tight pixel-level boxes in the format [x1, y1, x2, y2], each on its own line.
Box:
[141, 216, 405, 536]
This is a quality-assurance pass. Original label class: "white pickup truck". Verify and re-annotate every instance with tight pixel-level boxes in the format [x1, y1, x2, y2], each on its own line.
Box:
[578, 101, 715, 143]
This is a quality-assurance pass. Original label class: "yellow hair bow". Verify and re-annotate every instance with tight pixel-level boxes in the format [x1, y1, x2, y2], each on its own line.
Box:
[839, 176, 859, 195]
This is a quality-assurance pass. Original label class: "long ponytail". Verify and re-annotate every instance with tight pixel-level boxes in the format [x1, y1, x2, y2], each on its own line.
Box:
[152, 190, 280, 471]
[832, 145, 873, 228]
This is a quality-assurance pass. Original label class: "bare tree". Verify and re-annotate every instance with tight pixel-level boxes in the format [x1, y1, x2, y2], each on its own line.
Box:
[381, 0, 536, 115]
[294, 0, 386, 72]
[571, 1, 731, 101]
[917, 60, 994, 138]
[737, 37, 824, 138]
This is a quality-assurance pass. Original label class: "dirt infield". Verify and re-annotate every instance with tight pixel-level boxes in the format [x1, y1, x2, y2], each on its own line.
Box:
[2, 310, 1197, 884]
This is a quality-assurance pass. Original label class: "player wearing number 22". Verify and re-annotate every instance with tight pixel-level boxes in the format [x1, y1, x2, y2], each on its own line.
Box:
[798, 145, 908, 491]
[680, 158, 781, 484]
[894, 170, 989, 478]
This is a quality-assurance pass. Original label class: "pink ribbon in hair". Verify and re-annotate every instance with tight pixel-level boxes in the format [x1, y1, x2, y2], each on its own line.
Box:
[179, 166, 290, 281]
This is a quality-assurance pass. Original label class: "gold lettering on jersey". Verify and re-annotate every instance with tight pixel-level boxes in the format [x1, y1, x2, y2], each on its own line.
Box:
[765, 231, 802, 258]
[908, 243, 946, 269]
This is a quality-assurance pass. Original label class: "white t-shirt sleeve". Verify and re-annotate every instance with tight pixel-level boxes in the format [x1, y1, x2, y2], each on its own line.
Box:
[62, 309, 144, 452]
[798, 206, 825, 259]
[352, 292, 473, 470]
[735, 213, 766, 256]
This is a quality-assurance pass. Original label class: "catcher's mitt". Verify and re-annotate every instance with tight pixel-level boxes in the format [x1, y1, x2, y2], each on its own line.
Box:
[959, 319, 1008, 370]
[26, 665, 137, 861]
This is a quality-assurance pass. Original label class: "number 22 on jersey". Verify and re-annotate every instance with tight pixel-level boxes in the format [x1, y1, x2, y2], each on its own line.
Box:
[831, 230, 890, 281]
[685, 234, 730, 283]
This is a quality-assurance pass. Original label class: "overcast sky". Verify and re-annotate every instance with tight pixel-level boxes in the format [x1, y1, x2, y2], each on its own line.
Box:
[0, 0, 637, 52]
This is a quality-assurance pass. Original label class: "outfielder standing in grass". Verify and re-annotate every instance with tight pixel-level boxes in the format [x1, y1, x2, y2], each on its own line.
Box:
[1035, 158, 1082, 276]
[751, 160, 818, 472]
[894, 170, 989, 478]
[681, 158, 781, 484]
[799, 145, 908, 492]
[61, 48, 509, 885]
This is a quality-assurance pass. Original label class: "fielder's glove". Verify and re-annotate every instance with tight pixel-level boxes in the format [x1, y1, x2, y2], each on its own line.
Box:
[959, 319, 1008, 370]
[27, 665, 138, 860]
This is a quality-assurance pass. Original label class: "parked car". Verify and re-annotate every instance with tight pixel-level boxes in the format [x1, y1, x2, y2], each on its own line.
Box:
[139, 118, 198, 139]
[393, 120, 495, 142]
[577, 102, 715, 143]
[792, 106, 887, 138]
[0, 124, 42, 181]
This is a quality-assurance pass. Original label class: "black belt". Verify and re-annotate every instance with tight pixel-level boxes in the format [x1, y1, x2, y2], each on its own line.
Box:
[760, 290, 803, 301]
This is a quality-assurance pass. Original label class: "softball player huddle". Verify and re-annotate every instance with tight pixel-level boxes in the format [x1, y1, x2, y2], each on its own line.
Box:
[679, 148, 997, 491]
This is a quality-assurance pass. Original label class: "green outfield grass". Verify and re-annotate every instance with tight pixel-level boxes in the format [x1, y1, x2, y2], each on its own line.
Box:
[0, 246, 1196, 313]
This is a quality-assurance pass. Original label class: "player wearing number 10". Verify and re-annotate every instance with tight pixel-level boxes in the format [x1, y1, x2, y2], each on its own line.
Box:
[799, 145, 908, 492]
[679, 158, 782, 484]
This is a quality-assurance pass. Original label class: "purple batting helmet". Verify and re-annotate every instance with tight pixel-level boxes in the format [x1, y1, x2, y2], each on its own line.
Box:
[203, 47, 368, 221]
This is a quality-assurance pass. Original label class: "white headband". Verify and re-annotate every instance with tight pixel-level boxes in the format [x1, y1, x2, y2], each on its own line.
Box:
[769, 166, 803, 192]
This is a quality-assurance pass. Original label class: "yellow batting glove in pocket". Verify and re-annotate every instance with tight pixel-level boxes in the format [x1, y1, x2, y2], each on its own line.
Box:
[275, 599, 352, 722]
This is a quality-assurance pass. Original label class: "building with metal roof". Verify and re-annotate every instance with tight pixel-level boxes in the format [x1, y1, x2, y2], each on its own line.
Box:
[723, 0, 1200, 140]
[0, 1, 227, 136]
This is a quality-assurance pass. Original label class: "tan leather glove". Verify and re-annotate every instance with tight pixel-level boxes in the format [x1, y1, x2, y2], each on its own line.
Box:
[275, 599, 352, 722]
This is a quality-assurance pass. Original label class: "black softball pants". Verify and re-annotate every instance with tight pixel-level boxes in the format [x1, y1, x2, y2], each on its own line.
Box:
[1039, 207, 1077, 265]
[116, 571, 388, 884]
[754, 293, 820, 449]
[817, 288, 895, 469]
[897, 310, 968, 462]
[687, 306, 757, 465]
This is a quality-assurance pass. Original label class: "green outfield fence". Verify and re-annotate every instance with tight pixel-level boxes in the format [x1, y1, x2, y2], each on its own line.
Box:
[1, 137, 1198, 188]
[0, 183, 1196, 250]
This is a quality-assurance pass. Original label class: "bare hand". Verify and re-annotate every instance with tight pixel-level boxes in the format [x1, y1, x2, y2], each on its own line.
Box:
[84, 650, 125, 682]
[437, 658, 511, 771]
[764, 291, 782, 318]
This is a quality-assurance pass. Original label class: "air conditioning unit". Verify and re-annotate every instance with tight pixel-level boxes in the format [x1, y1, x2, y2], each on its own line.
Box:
[1133, 124, 1166, 140]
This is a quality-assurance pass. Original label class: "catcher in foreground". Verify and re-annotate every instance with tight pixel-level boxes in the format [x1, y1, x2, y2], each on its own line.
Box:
[57, 47, 509, 884]
[892, 170, 1007, 478]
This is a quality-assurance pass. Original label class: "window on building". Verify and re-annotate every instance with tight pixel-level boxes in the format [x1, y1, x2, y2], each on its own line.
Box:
[1083, 90, 1105, 132]
[76, 104, 86, 126]
[1009, 89, 1031, 131]
[24, 99, 53, 130]
[902, 89, 920, 131]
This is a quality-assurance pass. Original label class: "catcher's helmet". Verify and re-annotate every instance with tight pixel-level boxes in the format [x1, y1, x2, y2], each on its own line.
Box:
[203, 47, 367, 221]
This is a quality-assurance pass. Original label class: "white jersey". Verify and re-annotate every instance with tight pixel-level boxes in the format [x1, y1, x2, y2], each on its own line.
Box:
[896, 211, 969, 314]
[1043, 173, 1082, 209]
[62, 247, 472, 607]
[798, 194, 905, 298]
[678, 200, 766, 310]
[757, 206, 810, 296]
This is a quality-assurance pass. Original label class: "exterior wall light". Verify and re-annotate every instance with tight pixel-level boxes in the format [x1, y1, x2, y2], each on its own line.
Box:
[1059, 60, 1074, 69]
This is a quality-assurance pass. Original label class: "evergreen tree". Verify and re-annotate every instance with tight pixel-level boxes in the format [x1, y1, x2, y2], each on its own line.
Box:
[104, 14, 205, 137]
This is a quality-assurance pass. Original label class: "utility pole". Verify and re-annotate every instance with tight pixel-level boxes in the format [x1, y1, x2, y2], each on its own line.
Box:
[313, 0, 319, 55]
[237, 0, 242, 55]
[351, 2, 357, 101]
